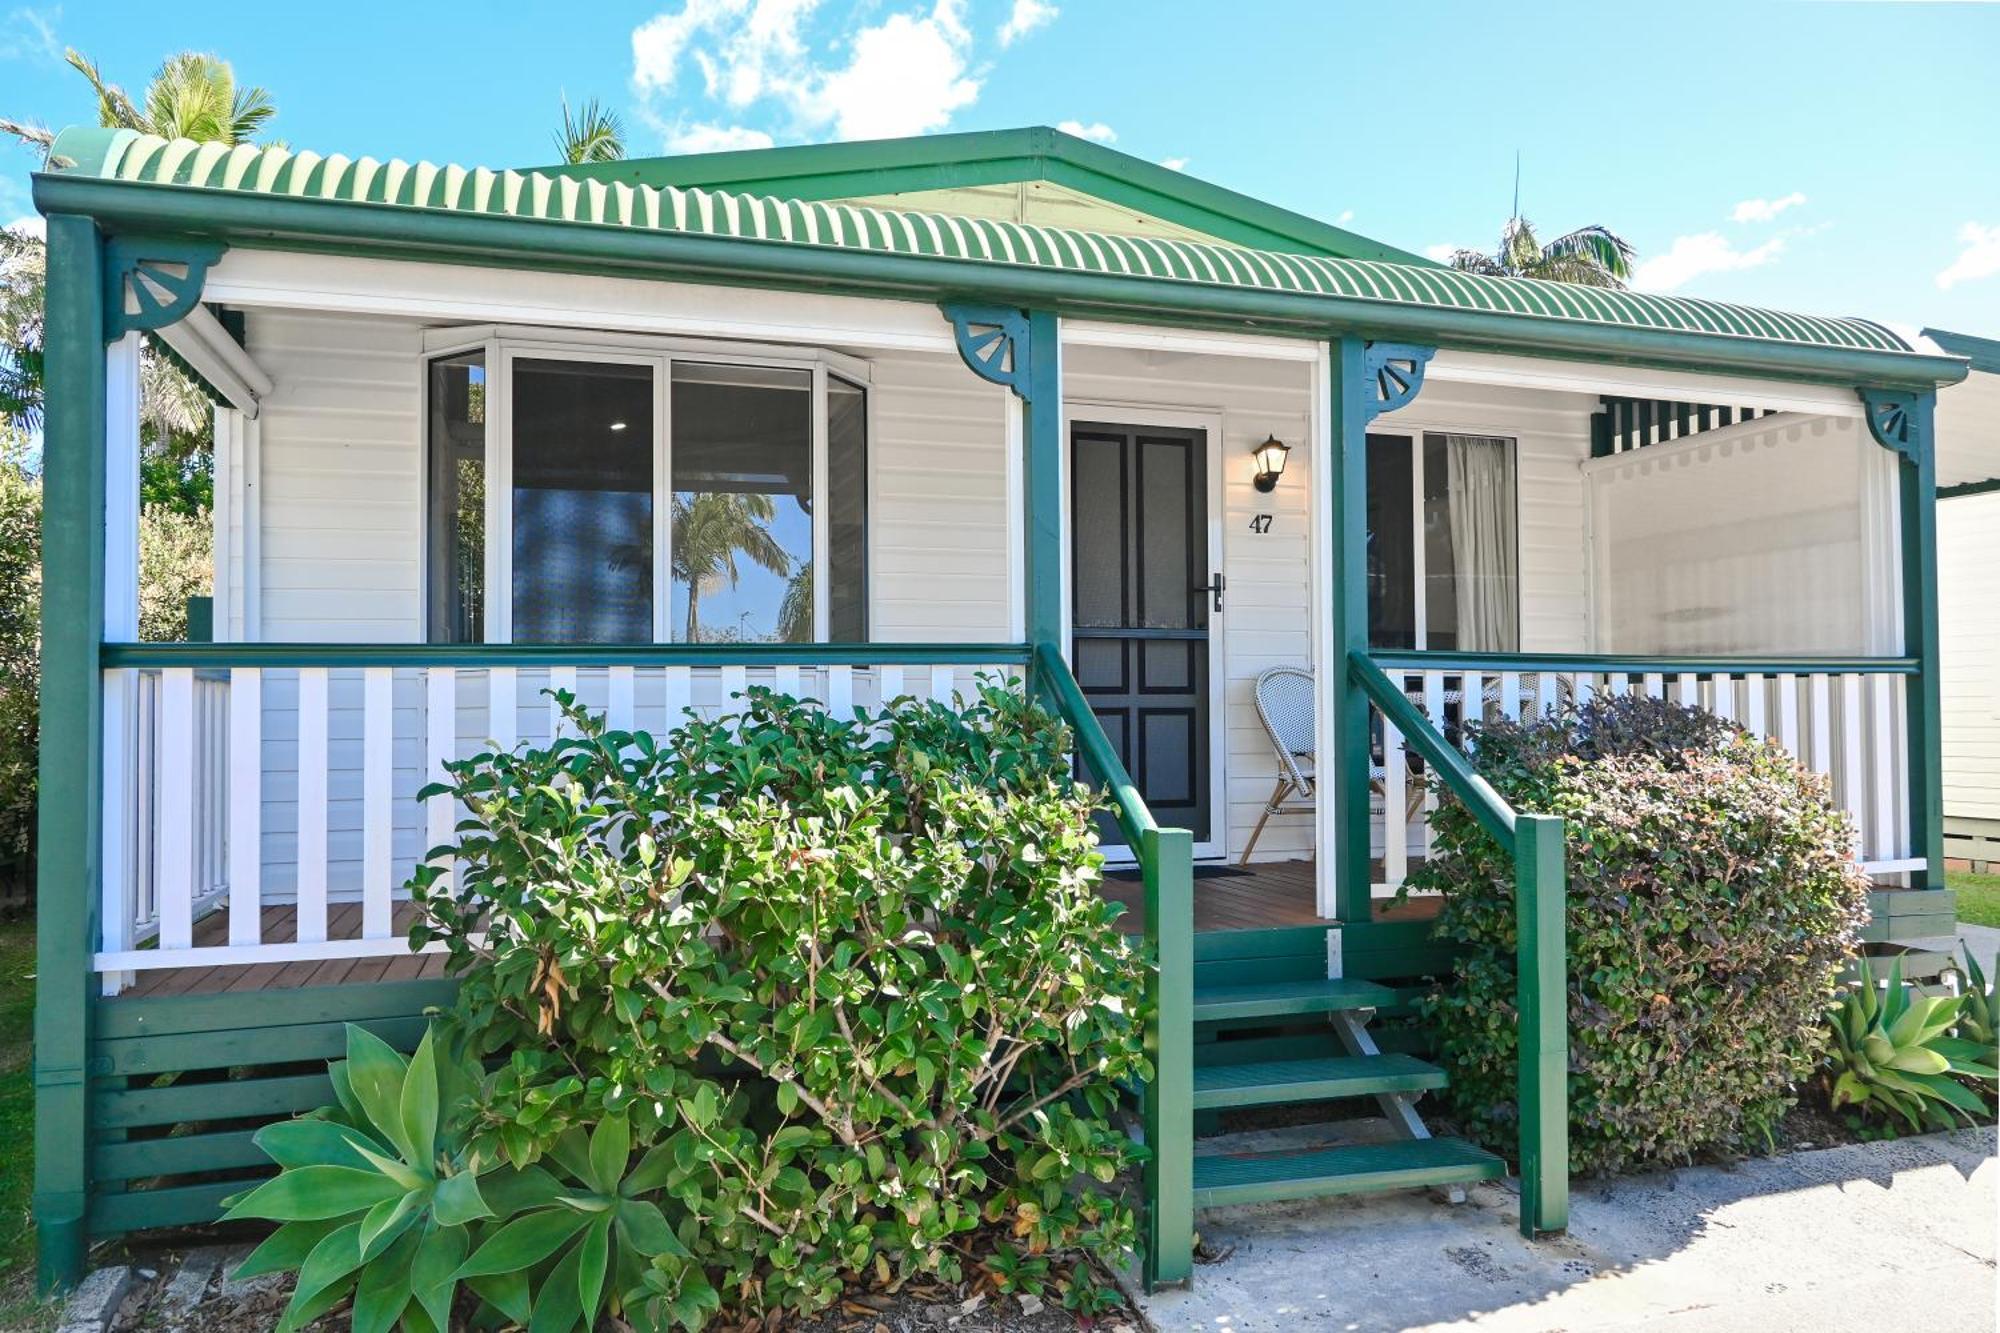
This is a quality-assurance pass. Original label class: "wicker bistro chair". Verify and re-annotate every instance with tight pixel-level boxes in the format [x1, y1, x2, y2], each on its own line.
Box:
[1241, 665, 1482, 866]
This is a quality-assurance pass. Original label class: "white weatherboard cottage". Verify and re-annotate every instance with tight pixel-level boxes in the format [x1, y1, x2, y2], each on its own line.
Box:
[27, 124, 1992, 1291]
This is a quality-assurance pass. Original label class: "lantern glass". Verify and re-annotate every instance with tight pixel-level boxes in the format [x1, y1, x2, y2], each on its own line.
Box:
[1252, 435, 1290, 491]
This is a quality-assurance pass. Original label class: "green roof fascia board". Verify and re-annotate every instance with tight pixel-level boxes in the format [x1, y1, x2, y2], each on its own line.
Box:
[34, 171, 1967, 394]
[534, 126, 1436, 267]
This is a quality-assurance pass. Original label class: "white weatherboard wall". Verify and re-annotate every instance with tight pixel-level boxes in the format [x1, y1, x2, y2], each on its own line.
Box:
[230, 308, 1009, 904]
[1059, 351, 1597, 863]
[1941, 491, 2000, 823]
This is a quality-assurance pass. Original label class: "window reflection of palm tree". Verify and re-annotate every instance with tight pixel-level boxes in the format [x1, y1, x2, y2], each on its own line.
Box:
[671, 492, 788, 642]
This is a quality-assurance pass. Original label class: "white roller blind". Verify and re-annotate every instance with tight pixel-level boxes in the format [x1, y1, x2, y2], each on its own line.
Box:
[1588, 416, 1898, 655]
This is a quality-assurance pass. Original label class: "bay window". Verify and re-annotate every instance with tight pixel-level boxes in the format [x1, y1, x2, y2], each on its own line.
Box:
[425, 337, 867, 644]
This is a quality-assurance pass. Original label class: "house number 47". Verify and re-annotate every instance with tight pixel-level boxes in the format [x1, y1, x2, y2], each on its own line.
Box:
[1249, 514, 1273, 534]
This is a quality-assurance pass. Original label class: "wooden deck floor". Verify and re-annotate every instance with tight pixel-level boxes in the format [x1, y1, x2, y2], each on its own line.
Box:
[113, 859, 1425, 1000]
[115, 902, 448, 999]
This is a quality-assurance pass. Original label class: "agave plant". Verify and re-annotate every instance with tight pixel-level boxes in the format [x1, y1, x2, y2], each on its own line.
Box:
[224, 1024, 495, 1332]
[453, 1114, 703, 1333]
[1825, 955, 1998, 1133]
[1955, 948, 2000, 1062]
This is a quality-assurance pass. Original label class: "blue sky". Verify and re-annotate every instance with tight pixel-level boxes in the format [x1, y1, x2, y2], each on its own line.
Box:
[4, 1, 1997, 333]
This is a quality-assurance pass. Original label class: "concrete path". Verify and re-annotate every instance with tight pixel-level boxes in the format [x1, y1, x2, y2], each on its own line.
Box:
[1136, 1126, 1996, 1332]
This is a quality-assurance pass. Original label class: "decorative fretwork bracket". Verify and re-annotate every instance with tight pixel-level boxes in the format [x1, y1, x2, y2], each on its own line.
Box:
[102, 236, 226, 342]
[941, 301, 1033, 399]
[1362, 342, 1435, 422]
[1858, 387, 1932, 467]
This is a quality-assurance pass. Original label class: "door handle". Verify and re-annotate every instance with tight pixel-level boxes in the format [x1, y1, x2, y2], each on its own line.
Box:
[1193, 573, 1225, 612]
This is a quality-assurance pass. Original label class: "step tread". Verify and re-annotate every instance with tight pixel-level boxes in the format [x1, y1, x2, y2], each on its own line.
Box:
[1191, 1053, 1447, 1109]
[1192, 976, 1396, 1022]
[1191, 1137, 1505, 1207]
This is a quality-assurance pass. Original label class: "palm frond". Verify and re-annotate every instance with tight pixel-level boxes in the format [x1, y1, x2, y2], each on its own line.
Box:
[1539, 224, 1635, 281]
[1447, 250, 1507, 276]
[227, 82, 277, 143]
[65, 48, 141, 131]
[555, 97, 626, 165]
[0, 118, 55, 153]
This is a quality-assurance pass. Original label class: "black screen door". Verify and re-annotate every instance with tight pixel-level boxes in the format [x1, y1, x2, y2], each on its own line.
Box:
[1070, 422, 1212, 844]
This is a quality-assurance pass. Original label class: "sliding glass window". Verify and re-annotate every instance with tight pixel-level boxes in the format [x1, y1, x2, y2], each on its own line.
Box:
[1365, 431, 1519, 652]
[425, 342, 867, 645]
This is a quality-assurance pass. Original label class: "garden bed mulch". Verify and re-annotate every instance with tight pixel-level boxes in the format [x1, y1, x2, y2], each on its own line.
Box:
[82, 1236, 1143, 1333]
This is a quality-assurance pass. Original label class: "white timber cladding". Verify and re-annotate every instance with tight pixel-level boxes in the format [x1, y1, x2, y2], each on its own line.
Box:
[229, 304, 1008, 902]
[1940, 492, 2000, 821]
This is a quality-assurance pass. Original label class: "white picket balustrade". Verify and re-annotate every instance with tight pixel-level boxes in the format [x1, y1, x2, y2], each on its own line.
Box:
[95, 654, 1022, 989]
[1367, 660, 1917, 894]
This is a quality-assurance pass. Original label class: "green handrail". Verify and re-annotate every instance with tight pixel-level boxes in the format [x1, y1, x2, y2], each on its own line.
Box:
[100, 641, 1033, 669]
[1032, 642, 1193, 1291]
[1369, 649, 1917, 677]
[1350, 650, 1569, 1237]
[1033, 643, 1155, 847]
[1349, 652, 1516, 848]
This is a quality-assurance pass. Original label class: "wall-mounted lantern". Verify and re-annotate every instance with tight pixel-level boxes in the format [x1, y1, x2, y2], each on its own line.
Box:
[1251, 435, 1291, 492]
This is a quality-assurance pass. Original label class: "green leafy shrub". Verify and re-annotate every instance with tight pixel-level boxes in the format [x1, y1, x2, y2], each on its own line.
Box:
[402, 682, 1147, 1326]
[1415, 693, 1870, 1174]
[1823, 954, 1997, 1134]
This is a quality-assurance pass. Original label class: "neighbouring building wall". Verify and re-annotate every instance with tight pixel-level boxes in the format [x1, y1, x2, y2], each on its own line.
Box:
[1941, 491, 2000, 824]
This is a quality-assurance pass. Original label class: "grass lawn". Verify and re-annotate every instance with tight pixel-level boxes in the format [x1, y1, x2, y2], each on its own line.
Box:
[0, 914, 54, 1329]
[1951, 869, 2000, 929]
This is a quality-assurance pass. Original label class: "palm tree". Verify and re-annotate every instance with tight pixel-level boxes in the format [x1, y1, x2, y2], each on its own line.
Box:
[671, 492, 790, 642]
[3, 48, 274, 151]
[554, 97, 625, 165]
[1447, 217, 1635, 289]
[1, 48, 278, 512]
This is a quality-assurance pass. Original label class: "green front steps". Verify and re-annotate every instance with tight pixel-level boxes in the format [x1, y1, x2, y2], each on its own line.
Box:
[1192, 1138, 1505, 1209]
[1184, 965, 1505, 1212]
[1191, 976, 1396, 1022]
[1192, 1052, 1447, 1110]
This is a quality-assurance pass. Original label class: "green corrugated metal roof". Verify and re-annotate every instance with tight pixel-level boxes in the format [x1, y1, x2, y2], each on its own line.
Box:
[53, 128, 1918, 356]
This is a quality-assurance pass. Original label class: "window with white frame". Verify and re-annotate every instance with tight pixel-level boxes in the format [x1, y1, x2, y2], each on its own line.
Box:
[426, 338, 867, 645]
[1365, 431, 1520, 652]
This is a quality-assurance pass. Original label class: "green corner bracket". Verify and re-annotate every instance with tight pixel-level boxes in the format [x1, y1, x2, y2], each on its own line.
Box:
[941, 301, 1033, 398]
[101, 236, 226, 342]
[1858, 387, 1928, 466]
[1362, 342, 1435, 422]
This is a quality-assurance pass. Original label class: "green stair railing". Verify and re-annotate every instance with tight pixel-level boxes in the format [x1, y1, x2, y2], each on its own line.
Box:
[1350, 650, 1570, 1237]
[1034, 643, 1195, 1290]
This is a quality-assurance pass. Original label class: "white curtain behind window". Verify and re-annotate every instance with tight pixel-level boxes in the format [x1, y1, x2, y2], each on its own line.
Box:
[1445, 434, 1519, 651]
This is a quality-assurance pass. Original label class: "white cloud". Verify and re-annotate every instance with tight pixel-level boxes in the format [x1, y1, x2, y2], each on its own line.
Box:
[1731, 191, 1807, 224]
[1423, 243, 1459, 262]
[0, 6, 60, 63]
[5, 214, 44, 240]
[631, 0, 979, 144]
[1158, 157, 1188, 172]
[1055, 120, 1114, 144]
[997, 0, 1056, 46]
[1336, 209, 1354, 225]
[1632, 232, 1785, 292]
[1937, 222, 2000, 290]
[666, 122, 777, 154]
